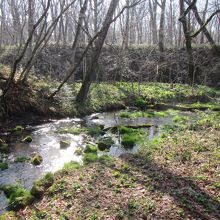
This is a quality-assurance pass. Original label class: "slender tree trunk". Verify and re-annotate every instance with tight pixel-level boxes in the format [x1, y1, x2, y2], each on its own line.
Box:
[27, 0, 34, 72]
[76, 0, 119, 104]
[122, 0, 129, 50]
[179, 0, 194, 85]
[158, 0, 166, 53]
[200, 0, 208, 44]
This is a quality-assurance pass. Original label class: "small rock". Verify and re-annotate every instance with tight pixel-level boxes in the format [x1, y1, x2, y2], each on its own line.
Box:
[75, 147, 83, 155]
[60, 140, 71, 148]
[22, 136, 32, 143]
[0, 140, 9, 153]
[31, 153, 43, 165]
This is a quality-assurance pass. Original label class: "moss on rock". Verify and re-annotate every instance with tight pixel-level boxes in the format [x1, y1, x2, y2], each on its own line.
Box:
[22, 136, 32, 143]
[0, 162, 8, 170]
[31, 153, 43, 165]
[97, 137, 114, 151]
[0, 141, 9, 153]
[60, 140, 71, 148]
[1, 184, 33, 210]
[74, 147, 83, 155]
[84, 144, 97, 154]
[31, 172, 54, 198]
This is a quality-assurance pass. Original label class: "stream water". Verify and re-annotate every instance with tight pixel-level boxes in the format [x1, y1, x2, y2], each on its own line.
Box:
[0, 110, 194, 213]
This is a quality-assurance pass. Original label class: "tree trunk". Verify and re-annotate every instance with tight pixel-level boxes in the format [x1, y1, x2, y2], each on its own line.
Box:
[158, 0, 166, 53]
[190, 1, 218, 53]
[76, 0, 119, 104]
[122, 0, 130, 50]
[179, 0, 194, 85]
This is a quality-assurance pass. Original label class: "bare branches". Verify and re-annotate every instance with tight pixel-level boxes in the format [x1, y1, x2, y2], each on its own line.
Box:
[179, 0, 197, 21]
[191, 9, 220, 38]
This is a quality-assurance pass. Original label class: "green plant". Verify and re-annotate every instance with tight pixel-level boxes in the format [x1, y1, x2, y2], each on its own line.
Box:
[134, 97, 147, 109]
[15, 156, 30, 163]
[22, 136, 32, 143]
[121, 134, 139, 148]
[62, 161, 81, 172]
[84, 144, 97, 153]
[112, 170, 121, 178]
[31, 173, 54, 198]
[0, 162, 8, 170]
[87, 125, 104, 137]
[2, 184, 33, 210]
[83, 153, 98, 165]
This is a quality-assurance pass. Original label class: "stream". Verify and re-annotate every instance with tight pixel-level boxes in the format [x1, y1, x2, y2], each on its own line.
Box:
[0, 110, 194, 213]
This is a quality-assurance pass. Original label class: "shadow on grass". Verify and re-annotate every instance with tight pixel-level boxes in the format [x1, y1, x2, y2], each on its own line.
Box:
[121, 153, 220, 220]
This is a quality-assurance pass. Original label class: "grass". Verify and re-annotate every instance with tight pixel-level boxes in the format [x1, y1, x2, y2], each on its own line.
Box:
[84, 144, 98, 154]
[97, 137, 114, 151]
[87, 125, 104, 137]
[83, 153, 98, 165]
[60, 161, 81, 174]
[56, 127, 88, 135]
[117, 126, 145, 148]
[178, 102, 220, 111]
[15, 156, 30, 163]
[118, 109, 169, 119]
[0, 162, 8, 170]
[1, 184, 33, 210]
[30, 172, 54, 198]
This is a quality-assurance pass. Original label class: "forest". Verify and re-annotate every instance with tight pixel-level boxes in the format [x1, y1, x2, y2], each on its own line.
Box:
[0, 0, 220, 219]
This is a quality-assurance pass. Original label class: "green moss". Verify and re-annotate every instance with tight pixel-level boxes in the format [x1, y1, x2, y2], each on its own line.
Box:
[15, 156, 30, 163]
[84, 144, 98, 153]
[31, 154, 43, 165]
[118, 126, 134, 134]
[134, 98, 147, 109]
[178, 102, 220, 111]
[2, 184, 33, 210]
[60, 140, 71, 148]
[117, 126, 144, 148]
[12, 125, 24, 134]
[172, 115, 189, 123]
[0, 162, 8, 170]
[119, 111, 132, 118]
[112, 170, 121, 178]
[74, 147, 83, 155]
[22, 136, 32, 143]
[62, 161, 81, 172]
[31, 172, 54, 198]
[0, 211, 16, 220]
[83, 153, 98, 165]
[118, 109, 169, 120]
[57, 127, 88, 135]
[121, 134, 139, 148]
[0, 141, 9, 153]
[98, 155, 114, 165]
[87, 125, 104, 137]
[97, 137, 114, 151]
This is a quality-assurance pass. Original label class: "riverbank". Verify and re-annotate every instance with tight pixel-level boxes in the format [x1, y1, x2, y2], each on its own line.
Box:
[1, 63, 220, 122]
[0, 110, 219, 219]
